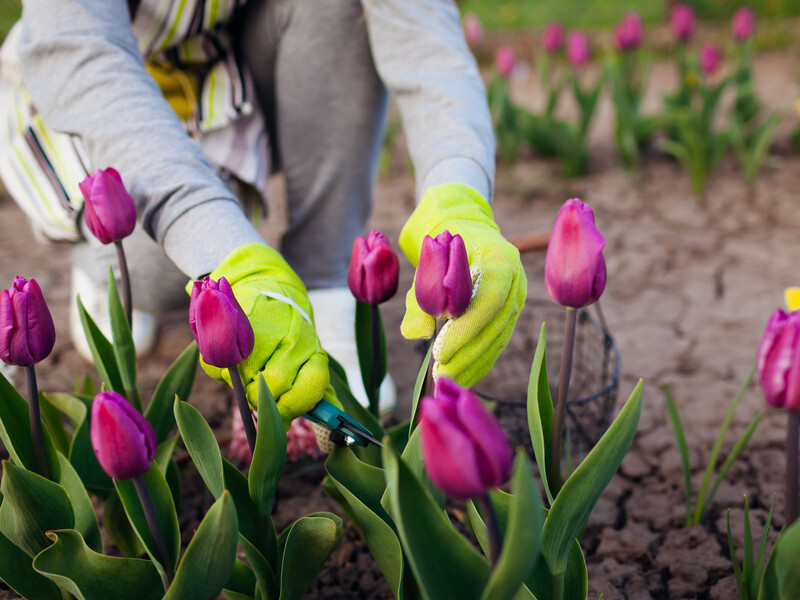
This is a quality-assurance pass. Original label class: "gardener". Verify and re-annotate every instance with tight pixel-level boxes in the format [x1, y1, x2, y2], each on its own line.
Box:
[0, 0, 526, 423]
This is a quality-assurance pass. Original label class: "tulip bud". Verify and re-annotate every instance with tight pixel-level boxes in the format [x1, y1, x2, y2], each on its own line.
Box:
[542, 21, 564, 55]
[732, 6, 755, 43]
[671, 4, 695, 43]
[91, 391, 156, 480]
[189, 276, 254, 368]
[495, 46, 515, 79]
[419, 378, 512, 499]
[700, 43, 722, 76]
[757, 309, 800, 411]
[545, 198, 607, 309]
[78, 168, 137, 244]
[347, 230, 400, 305]
[566, 31, 590, 68]
[415, 230, 472, 320]
[462, 13, 484, 47]
[0, 276, 56, 367]
[614, 12, 644, 52]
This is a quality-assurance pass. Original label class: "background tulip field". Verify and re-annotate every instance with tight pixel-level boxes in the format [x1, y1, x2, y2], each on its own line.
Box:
[3, 1, 800, 599]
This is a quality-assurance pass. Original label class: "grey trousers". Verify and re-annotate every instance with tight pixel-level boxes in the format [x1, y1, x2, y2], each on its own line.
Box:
[73, 0, 387, 313]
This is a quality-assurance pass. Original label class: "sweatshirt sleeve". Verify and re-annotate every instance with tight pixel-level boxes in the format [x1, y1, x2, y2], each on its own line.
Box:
[16, 0, 264, 278]
[361, 0, 495, 201]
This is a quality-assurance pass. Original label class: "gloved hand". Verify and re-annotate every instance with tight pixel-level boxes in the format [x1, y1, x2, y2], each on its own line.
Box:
[202, 243, 338, 429]
[400, 183, 527, 386]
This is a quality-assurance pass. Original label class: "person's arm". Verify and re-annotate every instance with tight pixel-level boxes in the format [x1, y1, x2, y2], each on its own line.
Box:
[17, 0, 263, 278]
[361, 0, 495, 201]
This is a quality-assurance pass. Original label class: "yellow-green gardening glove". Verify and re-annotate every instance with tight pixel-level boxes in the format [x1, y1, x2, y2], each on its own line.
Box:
[400, 183, 527, 386]
[203, 243, 338, 428]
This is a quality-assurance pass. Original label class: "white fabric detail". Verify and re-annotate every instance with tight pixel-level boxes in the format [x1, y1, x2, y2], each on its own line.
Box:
[260, 290, 312, 323]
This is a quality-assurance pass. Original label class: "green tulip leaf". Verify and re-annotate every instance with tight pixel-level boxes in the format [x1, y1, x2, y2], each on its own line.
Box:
[164, 492, 238, 600]
[33, 529, 163, 600]
[239, 533, 278, 599]
[527, 323, 554, 504]
[775, 517, 800, 599]
[76, 295, 125, 395]
[174, 398, 225, 499]
[0, 461, 73, 557]
[0, 525, 63, 600]
[409, 342, 433, 432]
[481, 452, 543, 600]
[221, 459, 258, 543]
[386, 420, 410, 455]
[223, 559, 257, 599]
[107, 268, 140, 411]
[278, 513, 344, 600]
[55, 453, 101, 553]
[43, 392, 112, 495]
[249, 375, 286, 515]
[542, 380, 643, 575]
[103, 489, 145, 557]
[38, 393, 71, 456]
[383, 444, 490, 600]
[326, 447, 403, 596]
[355, 300, 388, 413]
[380, 426, 444, 518]
[114, 462, 180, 577]
[526, 540, 587, 600]
[223, 591, 254, 600]
[145, 342, 199, 441]
[0, 371, 61, 479]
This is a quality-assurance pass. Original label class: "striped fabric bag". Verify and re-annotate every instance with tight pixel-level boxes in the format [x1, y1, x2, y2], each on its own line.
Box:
[0, 0, 268, 242]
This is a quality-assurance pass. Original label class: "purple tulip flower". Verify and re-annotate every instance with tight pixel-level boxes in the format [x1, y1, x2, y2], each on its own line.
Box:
[415, 230, 472, 320]
[463, 13, 485, 47]
[495, 46, 516, 79]
[0, 276, 56, 367]
[543, 21, 565, 55]
[757, 309, 800, 411]
[79, 168, 137, 244]
[189, 276, 254, 368]
[700, 43, 722, 76]
[566, 31, 590, 68]
[732, 6, 755, 43]
[671, 4, 696, 43]
[545, 198, 607, 309]
[614, 12, 644, 52]
[347, 230, 400, 305]
[419, 377, 512, 499]
[91, 391, 156, 480]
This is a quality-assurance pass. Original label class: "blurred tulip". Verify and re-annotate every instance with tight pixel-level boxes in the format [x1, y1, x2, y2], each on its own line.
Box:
[0, 276, 55, 367]
[91, 391, 156, 480]
[419, 377, 512, 499]
[463, 13, 485, 46]
[700, 43, 722, 76]
[415, 230, 471, 320]
[542, 21, 564, 54]
[79, 168, 137, 244]
[732, 6, 755, 43]
[189, 276, 254, 368]
[757, 309, 800, 410]
[671, 4, 695, 42]
[495, 46, 516, 78]
[614, 12, 644, 52]
[545, 198, 606, 309]
[566, 31, 590, 68]
[347, 230, 400, 305]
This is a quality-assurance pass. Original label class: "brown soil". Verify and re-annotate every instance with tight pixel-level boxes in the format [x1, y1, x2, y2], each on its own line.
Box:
[2, 48, 800, 599]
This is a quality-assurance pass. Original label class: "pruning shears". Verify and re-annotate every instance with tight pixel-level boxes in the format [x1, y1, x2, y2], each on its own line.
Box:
[304, 399, 383, 448]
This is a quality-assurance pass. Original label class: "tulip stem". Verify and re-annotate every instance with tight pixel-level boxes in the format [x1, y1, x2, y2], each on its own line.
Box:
[229, 366, 256, 456]
[25, 365, 49, 479]
[787, 410, 800, 525]
[368, 303, 381, 417]
[549, 307, 577, 497]
[424, 319, 444, 398]
[477, 494, 503, 569]
[114, 241, 132, 326]
[133, 475, 172, 591]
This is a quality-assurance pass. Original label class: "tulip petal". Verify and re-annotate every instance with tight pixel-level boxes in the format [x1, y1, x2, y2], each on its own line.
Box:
[91, 392, 156, 480]
[442, 234, 472, 318]
[416, 236, 449, 317]
[456, 387, 512, 488]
